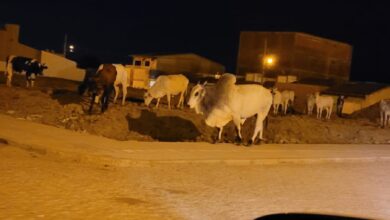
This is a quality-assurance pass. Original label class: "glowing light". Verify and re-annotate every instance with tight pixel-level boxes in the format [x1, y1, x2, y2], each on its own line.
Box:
[69, 45, 75, 52]
[263, 55, 277, 67]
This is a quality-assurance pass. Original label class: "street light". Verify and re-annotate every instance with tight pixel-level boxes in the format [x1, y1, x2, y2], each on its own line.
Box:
[69, 44, 75, 53]
[264, 55, 276, 68]
[266, 57, 274, 66]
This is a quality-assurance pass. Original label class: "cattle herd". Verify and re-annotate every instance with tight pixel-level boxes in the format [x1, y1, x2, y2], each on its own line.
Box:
[3, 55, 390, 145]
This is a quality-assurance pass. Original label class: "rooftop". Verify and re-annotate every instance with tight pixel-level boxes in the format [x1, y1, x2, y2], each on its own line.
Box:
[323, 82, 389, 98]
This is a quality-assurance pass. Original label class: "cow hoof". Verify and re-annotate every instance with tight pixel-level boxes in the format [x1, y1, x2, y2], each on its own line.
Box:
[245, 140, 253, 147]
[234, 137, 242, 146]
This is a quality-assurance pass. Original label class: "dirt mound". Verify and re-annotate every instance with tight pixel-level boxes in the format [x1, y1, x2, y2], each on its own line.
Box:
[350, 102, 380, 122]
[1, 76, 390, 145]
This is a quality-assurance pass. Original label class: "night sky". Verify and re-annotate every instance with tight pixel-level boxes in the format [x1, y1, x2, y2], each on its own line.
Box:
[1, 1, 389, 83]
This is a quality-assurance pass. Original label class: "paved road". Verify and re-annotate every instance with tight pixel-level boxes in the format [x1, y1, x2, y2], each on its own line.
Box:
[1, 114, 390, 219]
[1, 114, 390, 166]
[1, 144, 389, 219]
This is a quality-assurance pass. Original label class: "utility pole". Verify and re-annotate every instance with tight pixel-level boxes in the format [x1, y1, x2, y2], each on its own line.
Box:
[63, 34, 68, 57]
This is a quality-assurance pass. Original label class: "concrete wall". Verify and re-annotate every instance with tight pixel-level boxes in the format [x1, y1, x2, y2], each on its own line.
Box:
[41, 51, 85, 82]
[342, 97, 364, 114]
[0, 61, 5, 72]
[340, 87, 390, 114]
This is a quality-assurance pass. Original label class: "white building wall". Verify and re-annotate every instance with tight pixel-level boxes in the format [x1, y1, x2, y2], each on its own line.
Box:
[0, 61, 5, 72]
[41, 51, 85, 82]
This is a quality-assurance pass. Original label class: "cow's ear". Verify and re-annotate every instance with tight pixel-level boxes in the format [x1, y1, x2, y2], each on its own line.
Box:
[202, 81, 208, 86]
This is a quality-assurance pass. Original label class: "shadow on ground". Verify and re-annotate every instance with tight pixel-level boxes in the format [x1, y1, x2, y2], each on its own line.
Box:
[127, 109, 201, 141]
[50, 89, 84, 105]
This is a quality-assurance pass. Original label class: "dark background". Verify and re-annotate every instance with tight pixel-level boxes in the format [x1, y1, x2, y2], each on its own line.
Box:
[1, 1, 389, 83]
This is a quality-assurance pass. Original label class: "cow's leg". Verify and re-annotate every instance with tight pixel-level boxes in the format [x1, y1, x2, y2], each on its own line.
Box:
[284, 102, 288, 115]
[101, 91, 109, 113]
[121, 85, 127, 105]
[89, 93, 96, 114]
[273, 104, 277, 115]
[101, 95, 106, 112]
[177, 92, 183, 108]
[167, 93, 171, 109]
[6, 63, 13, 87]
[380, 111, 384, 128]
[155, 98, 160, 109]
[218, 126, 223, 141]
[25, 73, 31, 87]
[30, 74, 36, 87]
[113, 84, 120, 104]
[317, 107, 320, 119]
[233, 116, 242, 144]
[249, 113, 266, 146]
[102, 86, 113, 112]
[212, 127, 224, 144]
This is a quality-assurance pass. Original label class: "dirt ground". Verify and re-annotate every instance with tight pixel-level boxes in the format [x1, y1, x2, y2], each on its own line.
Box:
[1, 74, 389, 144]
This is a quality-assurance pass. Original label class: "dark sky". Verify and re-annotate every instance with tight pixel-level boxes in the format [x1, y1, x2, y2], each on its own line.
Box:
[1, 1, 390, 83]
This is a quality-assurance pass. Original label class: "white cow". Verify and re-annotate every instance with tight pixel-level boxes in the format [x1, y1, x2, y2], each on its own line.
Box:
[380, 99, 390, 128]
[188, 73, 272, 145]
[306, 93, 316, 115]
[281, 90, 295, 114]
[314, 92, 334, 119]
[144, 74, 189, 109]
[271, 88, 282, 115]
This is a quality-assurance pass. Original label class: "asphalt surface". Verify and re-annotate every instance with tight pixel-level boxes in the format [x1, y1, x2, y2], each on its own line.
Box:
[1, 114, 390, 167]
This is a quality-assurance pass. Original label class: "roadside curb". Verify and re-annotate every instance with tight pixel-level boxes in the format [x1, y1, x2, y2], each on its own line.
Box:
[2, 114, 390, 168]
[7, 138, 390, 167]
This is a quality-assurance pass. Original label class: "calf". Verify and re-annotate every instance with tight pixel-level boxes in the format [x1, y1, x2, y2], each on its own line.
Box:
[314, 92, 334, 119]
[144, 74, 189, 109]
[306, 93, 316, 115]
[271, 88, 282, 115]
[6, 55, 47, 87]
[281, 90, 295, 115]
[380, 99, 390, 128]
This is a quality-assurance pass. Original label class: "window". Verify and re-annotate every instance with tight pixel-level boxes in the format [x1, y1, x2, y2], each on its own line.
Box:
[134, 60, 141, 66]
[145, 61, 150, 67]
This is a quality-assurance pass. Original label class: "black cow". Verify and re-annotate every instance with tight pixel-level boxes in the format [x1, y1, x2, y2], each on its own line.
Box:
[6, 55, 48, 87]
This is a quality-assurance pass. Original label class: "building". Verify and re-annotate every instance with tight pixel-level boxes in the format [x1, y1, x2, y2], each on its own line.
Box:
[0, 24, 41, 70]
[130, 53, 225, 82]
[0, 23, 85, 82]
[323, 82, 390, 114]
[237, 32, 353, 84]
